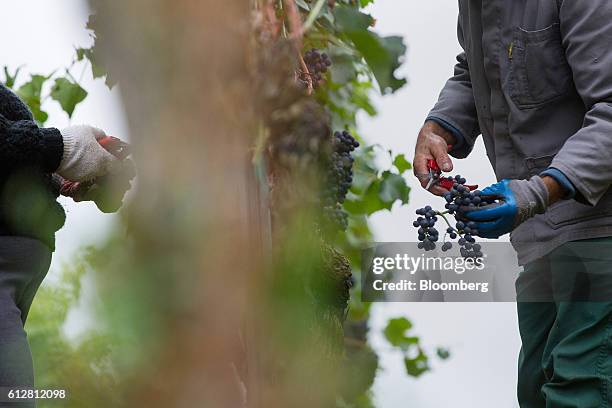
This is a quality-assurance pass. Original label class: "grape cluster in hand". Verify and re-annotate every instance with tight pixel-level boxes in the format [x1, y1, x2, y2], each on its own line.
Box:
[303, 48, 332, 88]
[322, 130, 359, 231]
[413, 175, 496, 258]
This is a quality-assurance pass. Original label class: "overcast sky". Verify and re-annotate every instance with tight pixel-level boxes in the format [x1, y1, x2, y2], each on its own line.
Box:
[2, 1, 520, 407]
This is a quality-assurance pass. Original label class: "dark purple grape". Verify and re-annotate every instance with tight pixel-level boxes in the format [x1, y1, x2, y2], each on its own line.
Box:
[302, 48, 333, 88]
[321, 130, 359, 232]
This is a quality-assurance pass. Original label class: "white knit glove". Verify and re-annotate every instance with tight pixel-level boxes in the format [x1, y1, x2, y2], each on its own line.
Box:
[57, 125, 120, 182]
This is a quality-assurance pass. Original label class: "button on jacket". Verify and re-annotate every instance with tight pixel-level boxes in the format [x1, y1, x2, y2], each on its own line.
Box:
[429, 0, 612, 264]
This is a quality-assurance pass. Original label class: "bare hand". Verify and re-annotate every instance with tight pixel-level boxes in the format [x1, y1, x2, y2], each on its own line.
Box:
[414, 121, 456, 196]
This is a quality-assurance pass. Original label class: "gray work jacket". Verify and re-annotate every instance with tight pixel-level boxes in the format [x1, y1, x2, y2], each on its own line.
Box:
[429, 0, 612, 265]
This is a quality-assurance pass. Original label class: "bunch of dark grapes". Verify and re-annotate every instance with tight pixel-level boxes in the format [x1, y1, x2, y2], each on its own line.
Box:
[302, 48, 332, 88]
[413, 206, 439, 250]
[413, 175, 497, 258]
[322, 130, 359, 231]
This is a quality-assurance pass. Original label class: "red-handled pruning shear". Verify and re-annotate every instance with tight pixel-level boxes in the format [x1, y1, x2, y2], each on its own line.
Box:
[97, 136, 131, 160]
[425, 159, 478, 191]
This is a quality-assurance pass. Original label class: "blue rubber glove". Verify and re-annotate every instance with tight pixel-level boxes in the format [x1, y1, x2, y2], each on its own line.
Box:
[463, 177, 549, 239]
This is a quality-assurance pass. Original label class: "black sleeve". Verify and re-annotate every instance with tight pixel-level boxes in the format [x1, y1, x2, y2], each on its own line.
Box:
[0, 114, 64, 173]
[0, 85, 34, 121]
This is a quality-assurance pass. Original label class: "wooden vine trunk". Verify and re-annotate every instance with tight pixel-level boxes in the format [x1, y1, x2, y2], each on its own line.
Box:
[91, 0, 264, 406]
[90, 1, 344, 406]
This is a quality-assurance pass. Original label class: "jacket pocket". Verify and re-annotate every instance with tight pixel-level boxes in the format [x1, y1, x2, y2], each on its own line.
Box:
[546, 193, 612, 229]
[524, 155, 555, 177]
[507, 24, 573, 109]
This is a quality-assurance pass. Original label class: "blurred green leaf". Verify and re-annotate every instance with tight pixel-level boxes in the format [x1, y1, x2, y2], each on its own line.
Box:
[51, 77, 88, 118]
[345, 167, 410, 216]
[329, 53, 357, 84]
[436, 347, 451, 360]
[3, 66, 21, 89]
[403, 348, 429, 377]
[76, 21, 117, 89]
[334, 6, 406, 93]
[17, 74, 50, 124]
[378, 171, 410, 205]
[345, 178, 391, 216]
[76, 46, 107, 80]
[27, 250, 121, 406]
[383, 317, 418, 349]
[393, 154, 412, 174]
[335, 6, 375, 30]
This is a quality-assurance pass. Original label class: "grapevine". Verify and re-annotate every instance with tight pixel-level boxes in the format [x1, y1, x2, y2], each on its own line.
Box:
[251, 0, 439, 405]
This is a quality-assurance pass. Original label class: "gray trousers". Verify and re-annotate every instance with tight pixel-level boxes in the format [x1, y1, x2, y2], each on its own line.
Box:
[0, 237, 51, 407]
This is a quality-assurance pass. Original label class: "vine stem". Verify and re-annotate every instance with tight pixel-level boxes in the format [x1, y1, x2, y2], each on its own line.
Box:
[303, 0, 327, 32]
[78, 60, 89, 83]
[297, 54, 314, 95]
[280, 0, 314, 94]
[263, 0, 282, 40]
[435, 211, 456, 232]
[282, 0, 304, 45]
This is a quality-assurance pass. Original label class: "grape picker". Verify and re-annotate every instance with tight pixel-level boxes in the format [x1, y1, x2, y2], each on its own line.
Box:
[0, 83, 132, 404]
[414, 1, 612, 406]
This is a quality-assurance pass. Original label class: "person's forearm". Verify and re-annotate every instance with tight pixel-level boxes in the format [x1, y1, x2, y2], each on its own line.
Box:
[542, 176, 565, 206]
[0, 114, 63, 173]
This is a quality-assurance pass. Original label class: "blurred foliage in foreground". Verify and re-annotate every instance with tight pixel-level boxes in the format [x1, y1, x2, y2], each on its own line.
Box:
[26, 250, 119, 408]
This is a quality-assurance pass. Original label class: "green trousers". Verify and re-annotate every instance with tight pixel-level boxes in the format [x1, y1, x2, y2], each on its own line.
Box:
[517, 237, 612, 408]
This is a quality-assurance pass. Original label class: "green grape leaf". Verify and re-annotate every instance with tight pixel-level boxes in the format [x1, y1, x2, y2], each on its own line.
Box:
[77, 16, 117, 89]
[404, 349, 430, 377]
[329, 53, 357, 84]
[436, 347, 451, 360]
[17, 74, 50, 125]
[345, 166, 410, 215]
[393, 154, 412, 174]
[334, 6, 407, 93]
[383, 317, 419, 349]
[3, 66, 21, 89]
[351, 81, 377, 116]
[76, 47, 104, 79]
[335, 6, 374, 30]
[51, 77, 88, 118]
[345, 178, 385, 215]
[76, 45, 116, 88]
[378, 171, 410, 205]
[359, 0, 374, 7]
